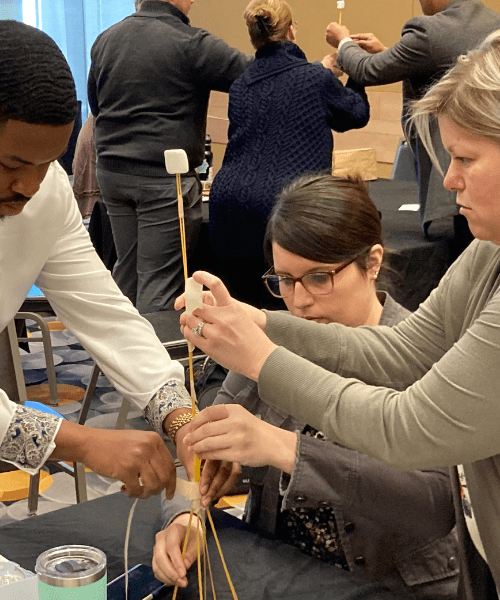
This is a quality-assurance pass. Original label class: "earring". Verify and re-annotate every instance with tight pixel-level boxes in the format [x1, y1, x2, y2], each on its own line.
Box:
[373, 270, 379, 280]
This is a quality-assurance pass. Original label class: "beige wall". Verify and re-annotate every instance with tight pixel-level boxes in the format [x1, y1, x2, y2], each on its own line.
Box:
[190, 0, 500, 177]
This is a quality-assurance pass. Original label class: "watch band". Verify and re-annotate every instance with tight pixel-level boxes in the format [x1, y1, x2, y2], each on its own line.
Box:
[167, 411, 196, 442]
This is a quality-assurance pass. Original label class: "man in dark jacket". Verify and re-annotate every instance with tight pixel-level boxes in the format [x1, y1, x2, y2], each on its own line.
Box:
[88, 0, 252, 312]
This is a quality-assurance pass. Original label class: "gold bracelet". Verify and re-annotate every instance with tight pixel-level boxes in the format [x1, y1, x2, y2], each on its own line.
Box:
[167, 412, 195, 442]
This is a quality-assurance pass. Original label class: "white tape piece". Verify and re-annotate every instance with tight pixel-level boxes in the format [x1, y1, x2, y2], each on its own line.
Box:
[164, 149, 189, 175]
[185, 277, 203, 314]
[176, 477, 202, 512]
[337, 0, 345, 8]
[176, 477, 201, 501]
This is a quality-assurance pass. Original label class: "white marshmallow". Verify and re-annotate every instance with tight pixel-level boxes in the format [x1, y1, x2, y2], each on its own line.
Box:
[164, 149, 189, 174]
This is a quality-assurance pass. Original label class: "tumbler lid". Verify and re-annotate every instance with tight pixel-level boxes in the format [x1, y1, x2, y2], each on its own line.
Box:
[36, 545, 106, 588]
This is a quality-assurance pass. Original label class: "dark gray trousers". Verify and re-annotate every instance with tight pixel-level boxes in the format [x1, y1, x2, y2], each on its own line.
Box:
[97, 168, 202, 313]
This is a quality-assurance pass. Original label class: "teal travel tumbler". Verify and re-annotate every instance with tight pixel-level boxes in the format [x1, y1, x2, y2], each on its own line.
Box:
[36, 545, 106, 600]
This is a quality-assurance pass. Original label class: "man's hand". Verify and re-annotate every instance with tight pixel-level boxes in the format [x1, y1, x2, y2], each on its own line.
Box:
[326, 22, 350, 48]
[184, 404, 297, 475]
[53, 422, 176, 499]
[199, 459, 241, 508]
[179, 272, 275, 381]
[152, 513, 203, 587]
[351, 33, 387, 54]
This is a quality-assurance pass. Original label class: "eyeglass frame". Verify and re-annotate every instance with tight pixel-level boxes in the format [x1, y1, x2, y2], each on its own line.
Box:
[262, 256, 359, 299]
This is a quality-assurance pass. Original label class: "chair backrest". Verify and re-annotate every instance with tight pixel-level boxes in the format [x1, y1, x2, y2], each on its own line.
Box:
[142, 310, 205, 362]
[391, 137, 417, 182]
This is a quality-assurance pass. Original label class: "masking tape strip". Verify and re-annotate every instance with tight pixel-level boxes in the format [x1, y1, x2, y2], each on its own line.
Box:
[176, 477, 201, 503]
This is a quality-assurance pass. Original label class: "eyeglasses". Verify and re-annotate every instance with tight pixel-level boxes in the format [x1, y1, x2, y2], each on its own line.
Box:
[262, 256, 358, 299]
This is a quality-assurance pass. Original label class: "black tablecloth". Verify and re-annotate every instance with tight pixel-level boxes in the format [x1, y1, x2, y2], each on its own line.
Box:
[0, 493, 412, 600]
[368, 179, 453, 311]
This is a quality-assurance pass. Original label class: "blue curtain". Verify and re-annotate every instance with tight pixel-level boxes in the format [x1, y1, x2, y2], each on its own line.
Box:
[0, 0, 136, 120]
[0, 0, 22, 21]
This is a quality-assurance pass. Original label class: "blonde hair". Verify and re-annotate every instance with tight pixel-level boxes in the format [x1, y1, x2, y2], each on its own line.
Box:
[412, 29, 500, 172]
[244, 0, 293, 50]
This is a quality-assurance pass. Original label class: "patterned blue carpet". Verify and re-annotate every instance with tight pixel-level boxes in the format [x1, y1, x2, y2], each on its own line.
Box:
[0, 317, 154, 523]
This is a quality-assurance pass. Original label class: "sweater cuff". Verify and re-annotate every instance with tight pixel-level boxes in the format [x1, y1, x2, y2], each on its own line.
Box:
[338, 37, 353, 51]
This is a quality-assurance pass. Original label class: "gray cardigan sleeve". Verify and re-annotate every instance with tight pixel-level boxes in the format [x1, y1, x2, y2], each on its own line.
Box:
[258, 242, 500, 470]
[212, 301, 455, 540]
[336, 18, 436, 86]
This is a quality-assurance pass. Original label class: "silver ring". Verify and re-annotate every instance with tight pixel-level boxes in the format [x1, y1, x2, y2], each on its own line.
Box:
[192, 321, 205, 337]
[138, 477, 144, 487]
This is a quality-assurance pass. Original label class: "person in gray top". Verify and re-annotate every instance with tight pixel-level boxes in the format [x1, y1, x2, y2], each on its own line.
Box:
[181, 30, 500, 599]
[155, 175, 458, 598]
[326, 0, 500, 259]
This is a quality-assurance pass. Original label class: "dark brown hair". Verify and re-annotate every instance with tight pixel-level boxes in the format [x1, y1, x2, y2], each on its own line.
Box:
[264, 173, 385, 277]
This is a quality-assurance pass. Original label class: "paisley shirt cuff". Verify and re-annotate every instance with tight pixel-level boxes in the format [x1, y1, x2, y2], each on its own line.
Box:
[0, 405, 62, 474]
[144, 380, 192, 437]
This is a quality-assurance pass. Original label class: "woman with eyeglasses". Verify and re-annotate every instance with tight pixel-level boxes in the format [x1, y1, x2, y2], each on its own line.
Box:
[154, 174, 458, 598]
[208, 0, 369, 308]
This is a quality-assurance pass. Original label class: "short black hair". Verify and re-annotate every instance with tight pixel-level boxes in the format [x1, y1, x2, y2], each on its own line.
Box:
[0, 20, 77, 125]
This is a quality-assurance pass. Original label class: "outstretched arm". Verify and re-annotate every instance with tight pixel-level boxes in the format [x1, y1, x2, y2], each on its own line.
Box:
[333, 19, 435, 86]
[178, 247, 500, 470]
[0, 398, 176, 499]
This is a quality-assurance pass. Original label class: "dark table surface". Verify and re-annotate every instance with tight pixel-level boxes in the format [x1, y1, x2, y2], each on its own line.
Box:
[367, 179, 453, 311]
[0, 493, 413, 600]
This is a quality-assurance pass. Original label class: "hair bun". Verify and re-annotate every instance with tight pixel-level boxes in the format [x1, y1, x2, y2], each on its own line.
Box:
[249, 6, 276, 26]
[244, 0, 293, 50]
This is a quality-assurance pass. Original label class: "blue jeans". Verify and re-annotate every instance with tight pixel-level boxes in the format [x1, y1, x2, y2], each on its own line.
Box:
[97, 168, 202, 313]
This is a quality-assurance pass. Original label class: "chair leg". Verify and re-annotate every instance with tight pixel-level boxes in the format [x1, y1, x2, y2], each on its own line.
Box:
[78, 363, 100, 425]
[6, 320, 28, 404]
[33, 316, 58, 406]
[28, 470, 40, 516]
[16, 312, 59, 406]
[115, 398, 131, 430]
[74, 463, 88, 503]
